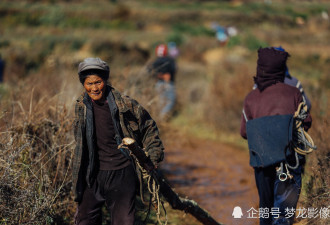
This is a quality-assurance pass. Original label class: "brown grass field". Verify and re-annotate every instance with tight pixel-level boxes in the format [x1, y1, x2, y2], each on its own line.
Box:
[0, 0, 329, 224]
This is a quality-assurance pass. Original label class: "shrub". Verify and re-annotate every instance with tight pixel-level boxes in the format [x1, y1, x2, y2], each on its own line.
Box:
[166, 32, 184, 46]
[0, 39, 10, 48]
[203, 63, 253, 132]
[172, 23, 215, 37]
[302, 74, 330, 225]
[227, 35, 241, 48]
[0, 97, 74, 224]
[39, 7, 65, 26]
[244, 34, 268, 51]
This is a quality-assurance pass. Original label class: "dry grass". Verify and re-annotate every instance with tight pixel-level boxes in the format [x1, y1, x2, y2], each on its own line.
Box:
[0, 1, 329, 224]
[0, 102, 75, 224]
[301, 74, 330, 225]
[0, 67, 76, 224]
[203, 62, 253, 132]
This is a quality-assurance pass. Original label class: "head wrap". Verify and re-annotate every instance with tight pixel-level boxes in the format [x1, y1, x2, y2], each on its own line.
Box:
[254, 47, 289, 91]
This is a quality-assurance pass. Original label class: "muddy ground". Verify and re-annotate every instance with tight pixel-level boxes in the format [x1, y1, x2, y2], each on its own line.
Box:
[161, 136, 259, 225]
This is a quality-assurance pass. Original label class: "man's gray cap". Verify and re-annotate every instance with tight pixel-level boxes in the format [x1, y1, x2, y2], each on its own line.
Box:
[78, 57, 110, 75]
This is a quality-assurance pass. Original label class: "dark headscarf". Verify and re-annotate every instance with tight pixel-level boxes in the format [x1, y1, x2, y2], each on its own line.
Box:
[254, 47, 289, 91]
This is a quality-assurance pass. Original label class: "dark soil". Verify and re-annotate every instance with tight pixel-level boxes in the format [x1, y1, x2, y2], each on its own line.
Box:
[161, 136, 259, 225]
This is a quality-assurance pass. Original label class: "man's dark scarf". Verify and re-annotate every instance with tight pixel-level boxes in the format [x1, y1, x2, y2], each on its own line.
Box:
[254, 47, 289, 91]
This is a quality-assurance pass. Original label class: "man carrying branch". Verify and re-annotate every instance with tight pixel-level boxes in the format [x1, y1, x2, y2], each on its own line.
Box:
[72, 57, 164, 225]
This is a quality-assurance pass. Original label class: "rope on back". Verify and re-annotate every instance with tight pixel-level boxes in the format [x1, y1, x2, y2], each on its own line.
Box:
[278, 102, 317, 179]
[291, 102, 317, 155]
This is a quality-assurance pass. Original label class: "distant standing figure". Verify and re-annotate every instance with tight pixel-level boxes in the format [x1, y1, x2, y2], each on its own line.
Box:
[0, 55, 5, 83]
[253, 46, 312, 111]
[149, 44, 177, 120]
[214, 26, 228, 46]
[211, 22, 238, 46]
[211, 22, 238, 47]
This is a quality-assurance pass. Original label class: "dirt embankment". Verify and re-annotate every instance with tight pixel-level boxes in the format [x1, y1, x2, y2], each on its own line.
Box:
[161, 135, 259, 225]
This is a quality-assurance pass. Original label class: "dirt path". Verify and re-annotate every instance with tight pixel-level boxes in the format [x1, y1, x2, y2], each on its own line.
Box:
[161, 136, 259, 225]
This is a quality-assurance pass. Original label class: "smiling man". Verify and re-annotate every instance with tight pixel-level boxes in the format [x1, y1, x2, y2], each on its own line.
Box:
[83, 75, 106, 101]
[73, 57, 164, 225]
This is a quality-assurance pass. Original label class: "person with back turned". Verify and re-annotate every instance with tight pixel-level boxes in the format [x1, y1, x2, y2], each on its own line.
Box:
[240, 47, 312, 225]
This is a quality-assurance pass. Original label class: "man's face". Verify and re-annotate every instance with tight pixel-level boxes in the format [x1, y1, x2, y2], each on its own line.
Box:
[83, 75, 106, 101]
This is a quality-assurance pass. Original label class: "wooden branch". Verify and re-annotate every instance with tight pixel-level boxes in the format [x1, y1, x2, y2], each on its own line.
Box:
[122, 137, 225, 225]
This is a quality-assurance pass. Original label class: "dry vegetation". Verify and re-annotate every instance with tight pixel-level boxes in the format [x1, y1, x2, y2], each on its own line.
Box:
[0, 0, 329, 224]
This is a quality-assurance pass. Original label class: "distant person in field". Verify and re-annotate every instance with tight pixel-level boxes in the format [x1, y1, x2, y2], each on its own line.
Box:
[149, 43, 177, 120]
[211, 22, 238, 47]
[253, 46, 312, 112]
[241, 47, 312, 225]
[72, 57, 164, 225]
[0, 54, 5, 83]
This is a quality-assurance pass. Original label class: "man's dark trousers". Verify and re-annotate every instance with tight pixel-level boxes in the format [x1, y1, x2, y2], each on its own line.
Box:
[254, 164, 302, 225]
[75, 165, 137, 225]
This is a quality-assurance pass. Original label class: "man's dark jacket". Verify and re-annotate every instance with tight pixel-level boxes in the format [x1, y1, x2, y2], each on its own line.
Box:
[151, 56, 176, 82]
[72, 86, 164, 202]
[240, 82, 312, 139]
